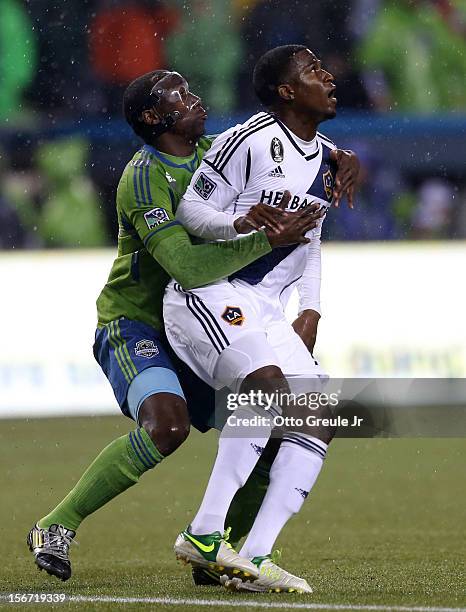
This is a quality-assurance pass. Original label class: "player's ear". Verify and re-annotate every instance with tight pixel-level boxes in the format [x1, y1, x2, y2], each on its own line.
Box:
[277, 84, 295, 101]
[141, 109, 161, 126]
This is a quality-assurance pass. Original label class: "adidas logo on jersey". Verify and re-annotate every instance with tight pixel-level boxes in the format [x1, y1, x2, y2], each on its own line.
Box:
[268, 165, 285, 178]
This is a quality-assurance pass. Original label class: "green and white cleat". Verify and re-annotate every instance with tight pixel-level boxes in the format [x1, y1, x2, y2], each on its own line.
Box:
[221, 550, 312, 594]
[174, 526, 258, 582]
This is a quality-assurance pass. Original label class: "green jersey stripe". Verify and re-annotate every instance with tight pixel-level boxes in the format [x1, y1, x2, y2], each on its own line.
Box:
[144, 162, 153, 203]
[115, 320, 138, 377]
[111, 321, 136, 382]
[142, 221, 182, 247]
[109, 321, 134, 383]
[107, 323, 132, 384]
[138, 157, 147, 204]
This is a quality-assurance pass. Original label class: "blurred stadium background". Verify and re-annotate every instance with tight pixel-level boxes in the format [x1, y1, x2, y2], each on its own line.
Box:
[1, 0, 465, 417]
[1, 2, 465, 608]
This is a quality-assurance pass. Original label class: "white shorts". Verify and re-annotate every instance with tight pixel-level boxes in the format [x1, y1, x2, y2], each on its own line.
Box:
[163, 280, 326, 393]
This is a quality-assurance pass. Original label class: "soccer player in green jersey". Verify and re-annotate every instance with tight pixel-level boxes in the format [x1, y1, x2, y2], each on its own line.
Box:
[26, 69, 327, 583]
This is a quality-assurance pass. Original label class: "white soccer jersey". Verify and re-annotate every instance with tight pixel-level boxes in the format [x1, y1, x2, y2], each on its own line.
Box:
[177, 111, 337, 308]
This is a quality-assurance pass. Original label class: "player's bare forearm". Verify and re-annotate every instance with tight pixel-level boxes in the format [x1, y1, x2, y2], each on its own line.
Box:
[330, 149, 360, 208]
[292, 309, 320, 354]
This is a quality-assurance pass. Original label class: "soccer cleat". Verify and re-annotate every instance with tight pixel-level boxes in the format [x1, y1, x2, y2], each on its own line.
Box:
[192, 566, 222, 586]
[27, 523, 76, 582]
[221, 550, 312, 593]
[174, 526, 258, 582]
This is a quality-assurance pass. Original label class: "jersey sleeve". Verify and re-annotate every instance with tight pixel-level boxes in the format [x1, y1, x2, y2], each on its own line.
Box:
[123, 157, 271, 289]
[296, 228, 322, 316]
[183, 127, 251, 211]
[177, 129, 252, 239]
[125, 161, 184, 251]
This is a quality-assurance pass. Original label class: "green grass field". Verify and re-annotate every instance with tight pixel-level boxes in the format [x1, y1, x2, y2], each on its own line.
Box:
[1, 416, 465, 611]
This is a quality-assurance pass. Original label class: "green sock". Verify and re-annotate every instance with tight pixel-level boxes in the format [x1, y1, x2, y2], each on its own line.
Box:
[39, 428, 163, 532]
[226, 460, 270, 548]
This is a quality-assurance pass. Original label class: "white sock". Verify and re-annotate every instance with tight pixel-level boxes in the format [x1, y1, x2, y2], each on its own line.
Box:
[190, 407, 273, 535]
[239, 434, 327, 559]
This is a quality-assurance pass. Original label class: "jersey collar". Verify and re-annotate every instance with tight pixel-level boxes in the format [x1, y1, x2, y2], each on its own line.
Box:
[268, 114, 321, 161]
[142, 144, 199, 171]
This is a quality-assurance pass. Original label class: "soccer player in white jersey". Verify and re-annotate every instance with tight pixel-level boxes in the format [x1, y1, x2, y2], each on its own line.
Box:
[164, 45, 357, 593]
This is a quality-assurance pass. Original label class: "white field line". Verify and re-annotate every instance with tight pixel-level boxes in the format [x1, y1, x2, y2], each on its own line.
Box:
[7, 594, 463, 612]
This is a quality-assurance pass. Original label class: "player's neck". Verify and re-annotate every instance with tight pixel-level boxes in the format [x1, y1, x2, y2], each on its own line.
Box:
[152, 133, 196, 157]
[275, 109, 318, 142]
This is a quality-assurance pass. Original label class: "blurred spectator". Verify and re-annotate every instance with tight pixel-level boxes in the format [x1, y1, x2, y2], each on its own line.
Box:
[0, 0, 37, 122]
[35, 138, 107, 247]
[348, 0, 382, 40]
[324, 143, 402, 240]
[0, 196, 29, 249]
[89, 0, 179, 114]
[0, 149, 37, 249]
[357, 0, 466, 112]
[411, 178, 455, 238]
[166, 0, 242, 113]
[2, 138, 107, 248]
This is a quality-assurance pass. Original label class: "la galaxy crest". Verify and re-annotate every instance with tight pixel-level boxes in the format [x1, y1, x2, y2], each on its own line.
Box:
[270, 137, 284, 163]
[322, 168, 335, 201]
[221, 306, 245, 326]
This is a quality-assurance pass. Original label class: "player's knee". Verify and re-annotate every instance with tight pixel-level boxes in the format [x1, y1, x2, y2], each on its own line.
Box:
[139, 394, 190, 457]
[143, 417, 190, 457]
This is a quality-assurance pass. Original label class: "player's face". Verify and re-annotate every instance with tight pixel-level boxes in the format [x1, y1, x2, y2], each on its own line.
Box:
[288, 49, 337, 121]
[150, 72, 207, 138]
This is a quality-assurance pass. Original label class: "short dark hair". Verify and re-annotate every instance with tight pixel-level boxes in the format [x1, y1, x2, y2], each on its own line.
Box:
[123, 70, 169, 143]
[253, 45, 307, 107]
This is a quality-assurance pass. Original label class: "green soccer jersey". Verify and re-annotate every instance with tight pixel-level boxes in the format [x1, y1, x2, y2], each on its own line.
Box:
[96, 137, 271, 330]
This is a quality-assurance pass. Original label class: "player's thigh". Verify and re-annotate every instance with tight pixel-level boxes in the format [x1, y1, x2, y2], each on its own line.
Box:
[169, 350, 216, 432]
[93, 317, 188, 428]
[265, 317, 327, 394]
[163, 282, 276, 390]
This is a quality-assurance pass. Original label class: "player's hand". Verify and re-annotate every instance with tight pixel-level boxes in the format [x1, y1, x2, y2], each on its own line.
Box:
[266, 191, 324, 248]
[234, 202, 288, 234]
[330, 149, 360, 209]
[292, 309, 320, 354]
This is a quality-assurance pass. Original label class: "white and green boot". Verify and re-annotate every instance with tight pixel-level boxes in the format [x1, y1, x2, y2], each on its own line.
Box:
[174, 527, 258, 582]
[221, 550, 312, 593]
